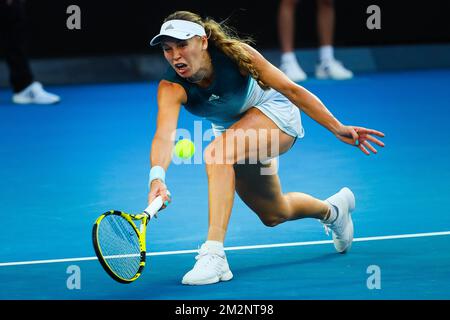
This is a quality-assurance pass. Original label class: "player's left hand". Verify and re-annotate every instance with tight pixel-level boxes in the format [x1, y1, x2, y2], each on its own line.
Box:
[334, 125, 385, 155]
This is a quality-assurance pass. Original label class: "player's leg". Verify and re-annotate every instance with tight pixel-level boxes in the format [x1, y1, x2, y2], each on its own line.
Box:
[204, 107, 300, 243]
[182, 107, 299, 285]
[232, 106, 356, 253]
[235, 149, 356, 254]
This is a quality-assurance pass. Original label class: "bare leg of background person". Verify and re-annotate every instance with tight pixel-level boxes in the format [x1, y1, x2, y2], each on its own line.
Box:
[0, 0, 60, 104]
[315, 0, 353, 79]
[278, 0, 307, 81]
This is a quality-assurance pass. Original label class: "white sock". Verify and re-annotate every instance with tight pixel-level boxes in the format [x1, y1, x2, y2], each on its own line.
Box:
[281, 52, 299, 65]
[205, 240, 224, 250]
[319, 45, 334, 64]
[323, 202, 338, 224]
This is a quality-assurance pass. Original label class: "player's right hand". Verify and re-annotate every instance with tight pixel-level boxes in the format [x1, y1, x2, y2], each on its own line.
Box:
[148, 179, 171, 210]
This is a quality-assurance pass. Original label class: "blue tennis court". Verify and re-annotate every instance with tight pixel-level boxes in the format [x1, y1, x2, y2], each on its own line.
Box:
[1, 69, 449, 299]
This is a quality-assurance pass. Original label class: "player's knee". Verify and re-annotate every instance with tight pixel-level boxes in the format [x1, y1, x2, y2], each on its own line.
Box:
[260, 215, 284, 227]
[259, 210, 290, 227]
[261, 217, 279, 227]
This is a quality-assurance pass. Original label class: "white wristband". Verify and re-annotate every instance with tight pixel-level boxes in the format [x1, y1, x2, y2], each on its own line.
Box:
[149, 166, 165, 189]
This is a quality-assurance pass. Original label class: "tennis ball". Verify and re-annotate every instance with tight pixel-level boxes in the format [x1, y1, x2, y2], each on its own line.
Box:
[174, 139, 195, 159]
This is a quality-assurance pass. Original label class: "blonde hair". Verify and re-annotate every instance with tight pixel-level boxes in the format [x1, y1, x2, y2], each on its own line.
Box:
[163, 11, 269, 90]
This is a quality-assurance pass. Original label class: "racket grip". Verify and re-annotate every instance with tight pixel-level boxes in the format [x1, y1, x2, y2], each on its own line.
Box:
[144, 196, 164, 219]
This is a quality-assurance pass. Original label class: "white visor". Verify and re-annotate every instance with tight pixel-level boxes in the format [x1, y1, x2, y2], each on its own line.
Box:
[150, 20, 206, 46]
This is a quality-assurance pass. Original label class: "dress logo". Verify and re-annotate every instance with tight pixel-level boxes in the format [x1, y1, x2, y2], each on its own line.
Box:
[208, 94, 220, 102]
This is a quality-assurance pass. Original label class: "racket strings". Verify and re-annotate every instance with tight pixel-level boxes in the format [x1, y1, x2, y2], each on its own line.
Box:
[97, 214, 142, 280]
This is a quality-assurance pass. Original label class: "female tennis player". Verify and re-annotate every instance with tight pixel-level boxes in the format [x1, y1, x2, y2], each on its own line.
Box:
[147, 11, 385, 285]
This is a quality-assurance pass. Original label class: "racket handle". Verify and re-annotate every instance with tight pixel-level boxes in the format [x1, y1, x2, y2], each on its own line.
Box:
[144, 196, 164, 219]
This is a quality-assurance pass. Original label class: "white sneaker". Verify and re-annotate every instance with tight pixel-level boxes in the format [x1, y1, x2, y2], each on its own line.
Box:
[322, 187, 356, 253]
[315, 60, 354, 80]
[182, 241, 233, 285]
[279, 53, 307, 82]
[12, 82, 60, 105]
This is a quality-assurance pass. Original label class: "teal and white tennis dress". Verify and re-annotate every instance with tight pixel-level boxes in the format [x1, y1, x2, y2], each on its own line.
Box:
[162, 47, 305, 139]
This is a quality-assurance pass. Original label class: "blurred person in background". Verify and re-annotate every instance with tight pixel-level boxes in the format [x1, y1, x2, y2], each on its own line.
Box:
[278, 0, 353, 81]
[0, 0, 60, 104]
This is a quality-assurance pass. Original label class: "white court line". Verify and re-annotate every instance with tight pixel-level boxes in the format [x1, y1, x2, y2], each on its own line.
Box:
[0, 230, 449, 267]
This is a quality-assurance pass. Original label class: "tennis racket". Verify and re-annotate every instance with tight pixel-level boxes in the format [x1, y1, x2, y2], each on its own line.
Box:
[92, 194, 168, 283]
